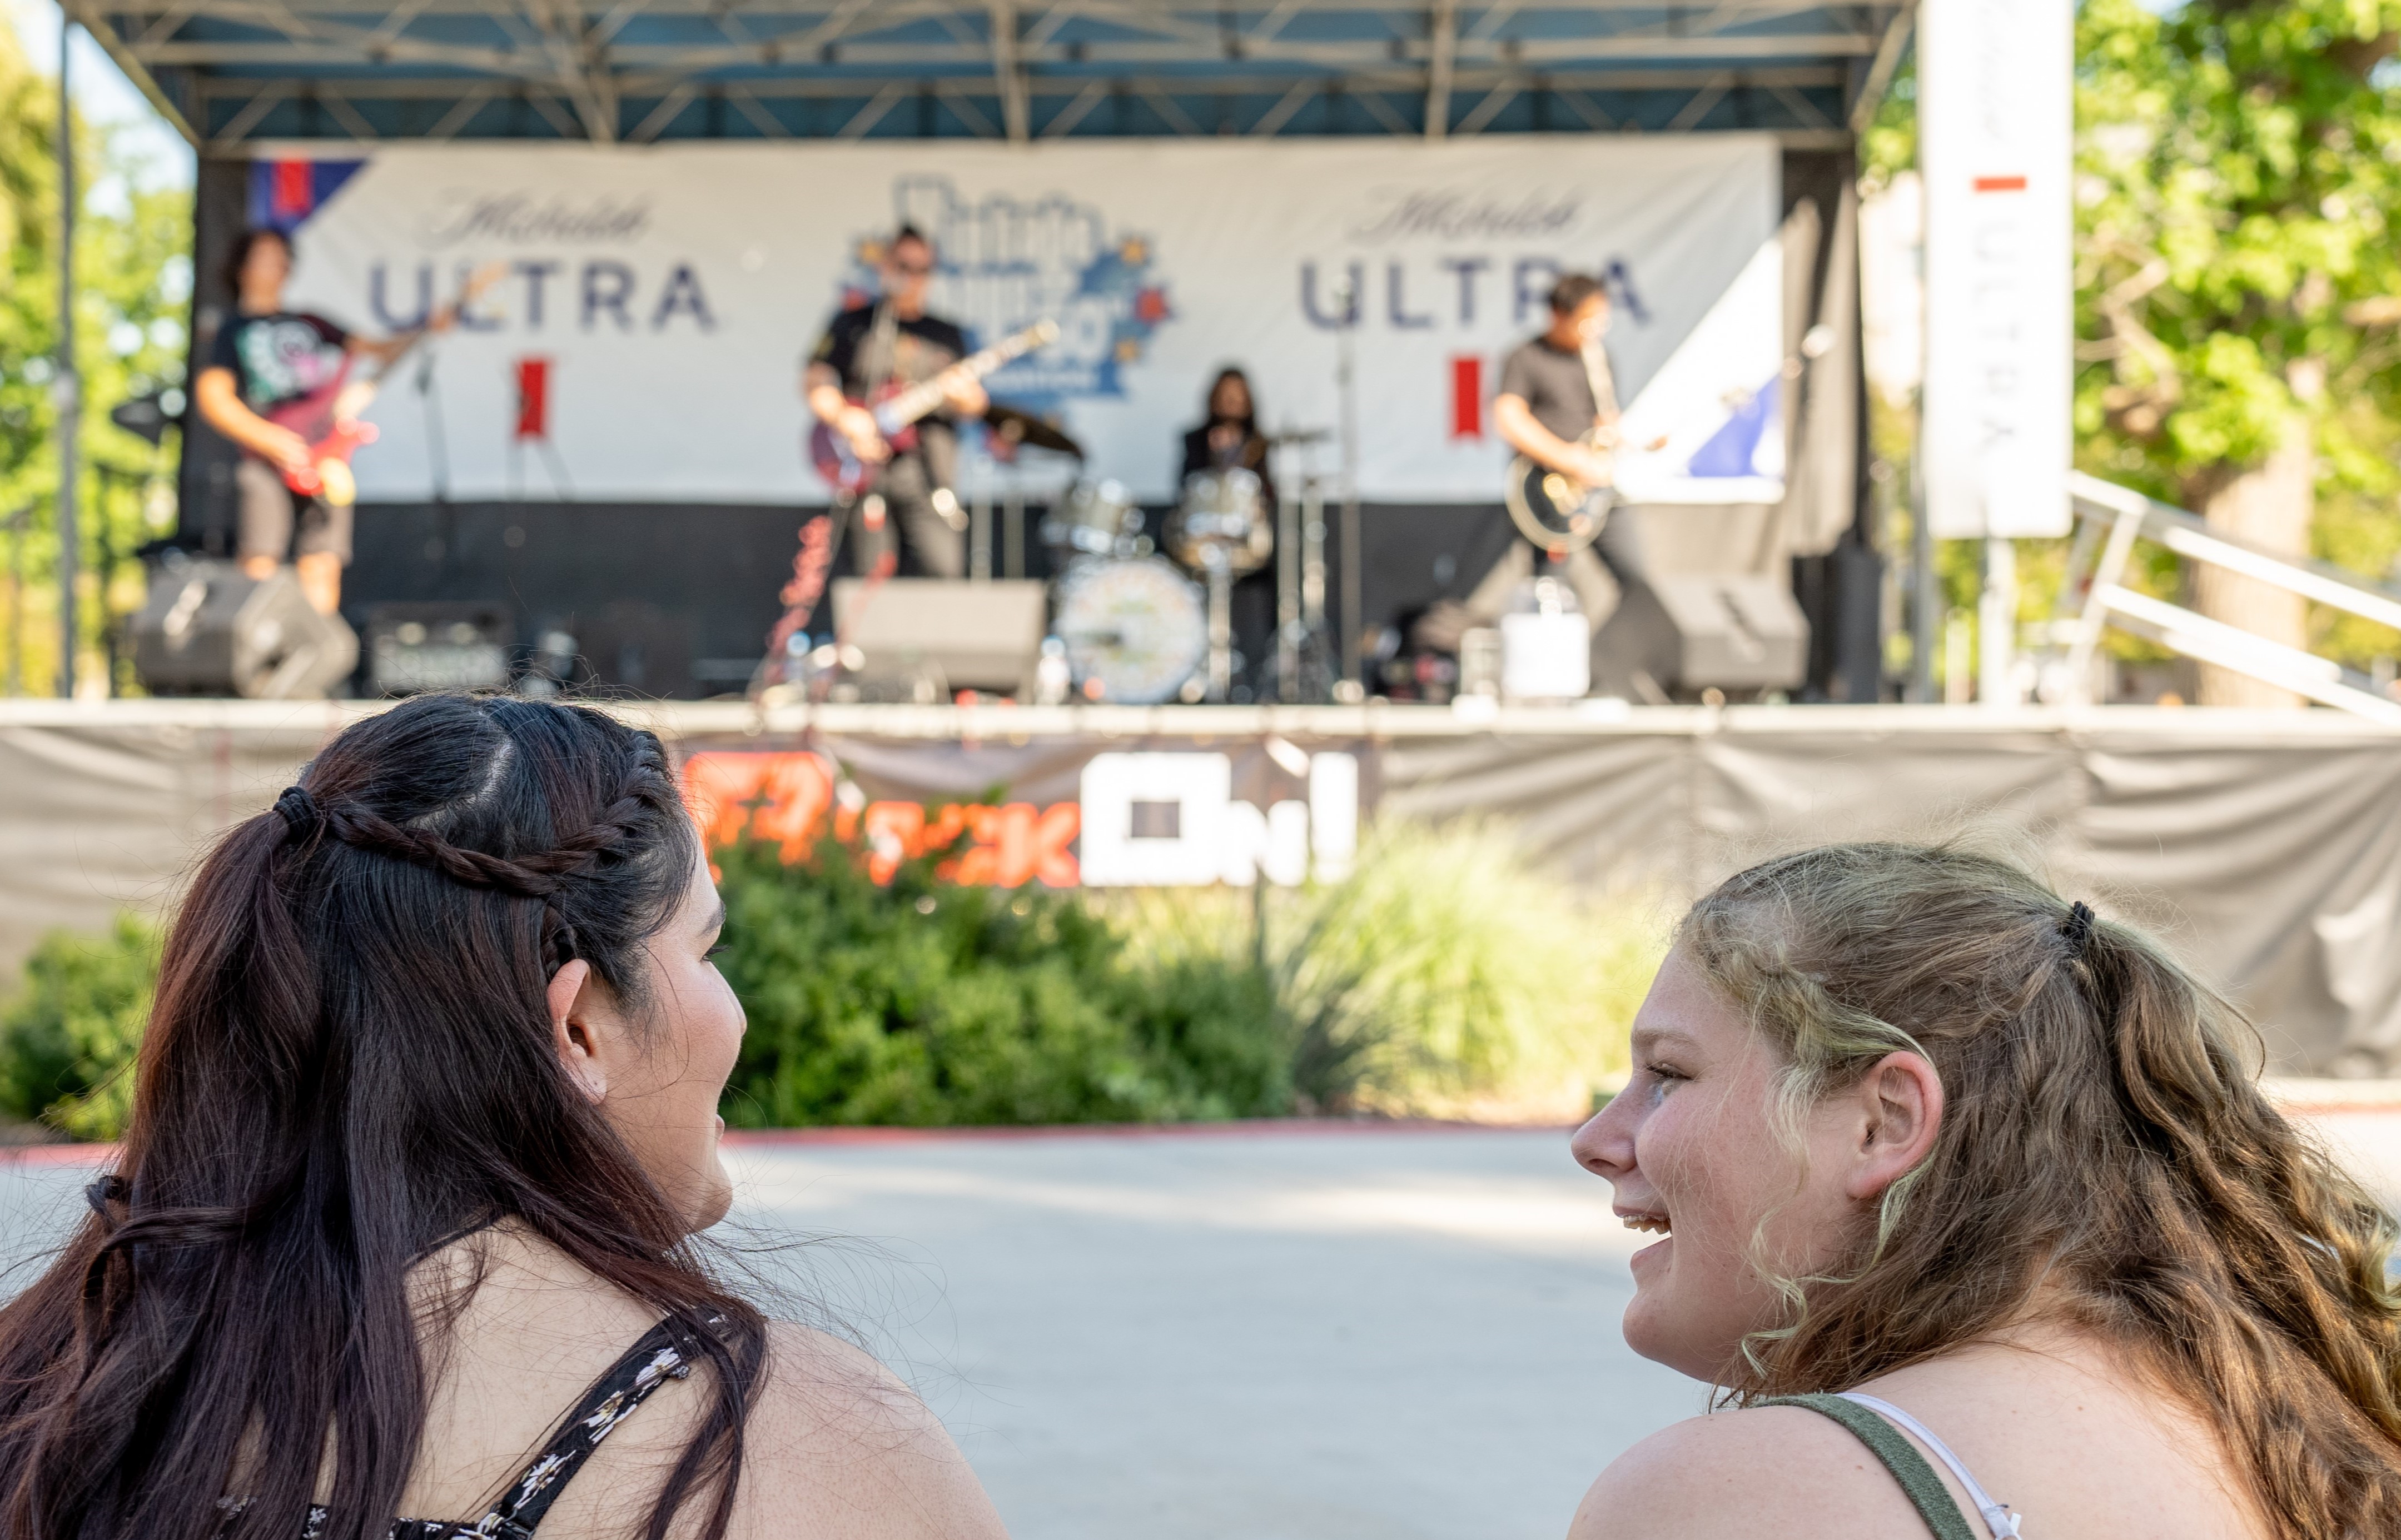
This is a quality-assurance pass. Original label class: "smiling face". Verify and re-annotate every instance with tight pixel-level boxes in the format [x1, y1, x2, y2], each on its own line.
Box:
[599, 841, 747, 1232]
[1570, 946, 1880, 1383]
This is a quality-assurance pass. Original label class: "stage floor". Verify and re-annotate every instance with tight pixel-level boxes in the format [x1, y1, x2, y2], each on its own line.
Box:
[1, 1089, 2392, 1540]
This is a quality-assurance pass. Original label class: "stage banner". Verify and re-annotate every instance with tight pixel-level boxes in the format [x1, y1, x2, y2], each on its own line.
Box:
[1920, 0, 2075, 538]
[248, 136, 1781, 506]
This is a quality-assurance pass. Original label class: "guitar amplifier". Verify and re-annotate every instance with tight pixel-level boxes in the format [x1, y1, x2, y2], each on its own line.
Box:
[830, 579, 1048, 700]
[130, 557, 359, 699]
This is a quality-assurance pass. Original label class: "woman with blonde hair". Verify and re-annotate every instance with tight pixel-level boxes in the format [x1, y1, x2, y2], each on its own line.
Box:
[1570, 841, 2401, 1539]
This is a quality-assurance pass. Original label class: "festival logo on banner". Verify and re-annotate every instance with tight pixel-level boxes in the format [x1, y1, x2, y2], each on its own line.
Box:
[834, 175, 1172, 411]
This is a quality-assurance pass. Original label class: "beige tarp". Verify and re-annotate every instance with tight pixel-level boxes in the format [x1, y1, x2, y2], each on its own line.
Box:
[2, 699, 2393, 1074]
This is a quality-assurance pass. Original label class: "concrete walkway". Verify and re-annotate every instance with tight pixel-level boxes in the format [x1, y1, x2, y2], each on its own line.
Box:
[0, 1102, 2393, 1539]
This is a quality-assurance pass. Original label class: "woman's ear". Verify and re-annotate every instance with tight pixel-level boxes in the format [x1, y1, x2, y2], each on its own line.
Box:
[1841, 1050, 1943, 1202]
[546, 959, 608, 1105]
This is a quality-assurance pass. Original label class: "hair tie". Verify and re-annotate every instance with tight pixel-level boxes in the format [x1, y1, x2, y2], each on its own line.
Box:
[2061, 899, 2096, 958]
[272, 785, 321, 838]
[84, 1174, 127, 1223]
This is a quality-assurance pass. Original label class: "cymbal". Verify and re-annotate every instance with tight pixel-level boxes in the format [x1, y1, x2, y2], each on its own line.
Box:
[983, 402, 1083, 457]
[1264, 426, 1333, 446]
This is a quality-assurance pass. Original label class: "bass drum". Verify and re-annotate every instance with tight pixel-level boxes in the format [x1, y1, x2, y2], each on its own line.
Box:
[1051, 557, 1207, 705]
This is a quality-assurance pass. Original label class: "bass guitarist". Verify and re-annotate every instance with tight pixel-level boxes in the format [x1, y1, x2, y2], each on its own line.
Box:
[1491, 271, 1676, 698]
[195, 227, 455, 617]
[803, 223, 987, 578]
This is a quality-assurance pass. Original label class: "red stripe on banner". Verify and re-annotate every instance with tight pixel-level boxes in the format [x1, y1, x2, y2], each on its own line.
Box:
[271, 159, 314, 219]
[1973, 175, 2028, 192]
[1451, 355, 1482, 439]
[514, 357, 551, 441]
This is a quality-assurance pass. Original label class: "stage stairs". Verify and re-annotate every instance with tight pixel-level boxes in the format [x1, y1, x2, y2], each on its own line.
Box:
[2061, 473, 2401, 722]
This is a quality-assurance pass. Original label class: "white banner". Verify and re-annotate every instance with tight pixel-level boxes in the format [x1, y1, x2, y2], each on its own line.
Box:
[257, 136, 1781, 506]
[1920, 0, 2074, 539]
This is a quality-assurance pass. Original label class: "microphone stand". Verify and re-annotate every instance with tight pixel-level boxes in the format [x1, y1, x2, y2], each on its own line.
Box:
[1333, 274, 1363, 700]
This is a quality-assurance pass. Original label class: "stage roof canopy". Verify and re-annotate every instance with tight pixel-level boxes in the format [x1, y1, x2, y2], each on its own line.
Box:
[76, 1, 1911, 151]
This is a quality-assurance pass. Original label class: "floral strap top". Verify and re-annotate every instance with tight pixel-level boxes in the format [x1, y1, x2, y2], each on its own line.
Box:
[296, 1319, 700, 1540]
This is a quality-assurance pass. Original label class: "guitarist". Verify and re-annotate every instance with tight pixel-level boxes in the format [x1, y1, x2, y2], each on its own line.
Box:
[1490, 272, 1674, 697]
[802, 223, 987, 578]
[195, 227, 454, 617]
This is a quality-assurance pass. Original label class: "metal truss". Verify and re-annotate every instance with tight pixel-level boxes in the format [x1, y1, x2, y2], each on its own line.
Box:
[69, 0, 1909, 149]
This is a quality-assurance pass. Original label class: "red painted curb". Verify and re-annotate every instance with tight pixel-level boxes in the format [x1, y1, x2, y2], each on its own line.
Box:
[720, 1118, 1577, 1147]
[0, 1118, 1578, 1168]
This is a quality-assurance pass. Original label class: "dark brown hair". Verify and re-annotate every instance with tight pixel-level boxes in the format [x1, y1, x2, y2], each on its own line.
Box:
[0, 694, 766, 1540]
[1683, 840, 2401, 1540]
[1547, 272, 1604, 315]
[222, 227, 292, 298]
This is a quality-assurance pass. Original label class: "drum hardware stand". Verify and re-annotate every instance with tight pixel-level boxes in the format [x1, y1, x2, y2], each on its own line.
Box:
[1202, 551, 1236, 702]
[1267, 429, 1337, 704]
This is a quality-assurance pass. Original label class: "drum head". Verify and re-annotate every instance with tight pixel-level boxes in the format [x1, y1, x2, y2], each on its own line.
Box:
[1042, 478, 1138, 559]
[1167, 469, 1272, 576]
[1052, 557, 1207, 704]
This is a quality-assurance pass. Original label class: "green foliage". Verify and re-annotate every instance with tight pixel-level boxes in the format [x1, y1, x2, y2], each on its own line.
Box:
[0, 824, 1668, 1138]
[0, 911, 157, 1139]
[713, 834, 1291, 1127]
[1268, 820, 1658, 1118]
[0, 10, 192, 695]
[2076, 0, 2401, 488]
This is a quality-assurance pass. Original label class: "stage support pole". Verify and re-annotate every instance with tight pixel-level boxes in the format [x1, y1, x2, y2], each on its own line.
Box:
[1978, 535, 2017, 706]
[1910, 448, 1936, 702]
[53, 13, 77, 699]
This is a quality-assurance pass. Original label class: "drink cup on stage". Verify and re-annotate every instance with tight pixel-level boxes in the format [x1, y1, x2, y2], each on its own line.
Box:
[1500, 577, 1590, 701]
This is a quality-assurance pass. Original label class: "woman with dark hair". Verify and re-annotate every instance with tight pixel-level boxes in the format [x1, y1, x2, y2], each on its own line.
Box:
[1177, 367, 1276, 507]
[0, 694, 1006, 1540]
[1567, 841, 2401, 1539]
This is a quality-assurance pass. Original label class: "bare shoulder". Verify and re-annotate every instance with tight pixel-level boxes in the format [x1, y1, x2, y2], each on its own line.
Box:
[1568, 1404, 1938, 1540]
[728, 1322, 1007, 1540]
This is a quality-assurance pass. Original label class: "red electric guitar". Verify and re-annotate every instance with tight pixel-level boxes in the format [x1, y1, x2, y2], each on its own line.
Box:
[265, 262, 506, 506]
[808, 318, 1059, 497]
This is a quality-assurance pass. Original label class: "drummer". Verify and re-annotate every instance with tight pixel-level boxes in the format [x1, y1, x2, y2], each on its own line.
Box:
[1177, 368, 1279, 698]
[1179, 367, 1277, 509]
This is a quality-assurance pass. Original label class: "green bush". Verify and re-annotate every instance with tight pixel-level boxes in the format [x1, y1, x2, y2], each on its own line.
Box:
[0, 912, 160, 1141]
[712, 834, 1291, 1127]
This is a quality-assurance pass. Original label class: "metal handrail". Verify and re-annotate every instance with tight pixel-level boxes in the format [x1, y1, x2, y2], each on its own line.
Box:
[2064, 473, 2401, 720]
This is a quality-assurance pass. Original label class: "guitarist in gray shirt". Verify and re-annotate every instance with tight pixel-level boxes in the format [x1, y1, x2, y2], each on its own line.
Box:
[1492, 273, 1676, 698]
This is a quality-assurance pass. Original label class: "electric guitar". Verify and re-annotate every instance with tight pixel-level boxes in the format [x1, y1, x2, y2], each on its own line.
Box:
[1503, 336, 1622, 557]
[808, 318, 1060, 497]
[264, 262, 506, 506]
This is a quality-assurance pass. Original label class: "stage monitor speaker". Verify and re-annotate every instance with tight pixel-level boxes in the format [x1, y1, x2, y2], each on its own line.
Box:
[1651, 574, 1811, 692]
[831, 579, 1047, 700]
[363, 602, 514, 696]
[131, 557, 359, 699]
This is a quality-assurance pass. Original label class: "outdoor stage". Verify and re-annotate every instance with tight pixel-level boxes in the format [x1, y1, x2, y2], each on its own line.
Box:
[4, 697, 2398, 1075]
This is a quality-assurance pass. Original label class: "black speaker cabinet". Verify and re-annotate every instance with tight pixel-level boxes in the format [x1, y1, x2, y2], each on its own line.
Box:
[131, 557, 359, 699]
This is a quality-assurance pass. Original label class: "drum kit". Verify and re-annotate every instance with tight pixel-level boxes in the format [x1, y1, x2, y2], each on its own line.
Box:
[1027, 430, 1335, 705]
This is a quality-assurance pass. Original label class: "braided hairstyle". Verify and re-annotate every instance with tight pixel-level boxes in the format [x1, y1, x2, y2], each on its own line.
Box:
[0, 694, 766, 1540]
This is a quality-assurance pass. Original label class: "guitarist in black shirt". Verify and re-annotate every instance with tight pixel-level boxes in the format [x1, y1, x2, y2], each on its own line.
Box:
[802, 224, 987, 577]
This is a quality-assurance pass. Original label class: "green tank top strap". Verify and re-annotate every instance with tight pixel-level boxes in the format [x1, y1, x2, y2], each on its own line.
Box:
[1758, 1393, 1982, 1540]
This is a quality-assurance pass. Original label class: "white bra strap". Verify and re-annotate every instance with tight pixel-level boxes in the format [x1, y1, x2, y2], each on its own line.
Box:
[1833, 1392, 2024, 1538]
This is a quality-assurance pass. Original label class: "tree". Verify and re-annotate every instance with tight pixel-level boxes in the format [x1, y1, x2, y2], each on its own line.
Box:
[0, 14, 191, 696]
[2076, 0, 2401, 706]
